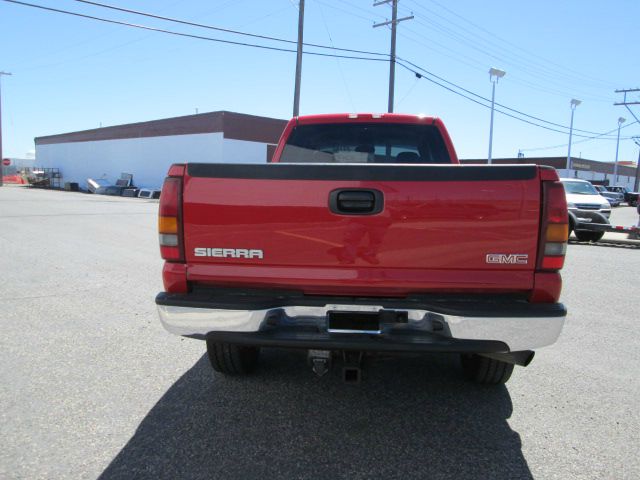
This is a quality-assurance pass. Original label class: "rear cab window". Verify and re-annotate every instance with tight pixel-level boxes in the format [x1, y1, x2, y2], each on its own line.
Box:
[280, 123, 451, 164]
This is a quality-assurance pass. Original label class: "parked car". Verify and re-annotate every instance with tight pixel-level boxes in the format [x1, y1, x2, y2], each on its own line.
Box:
[156, 113, 569, 386]
[560, 178, 611, 242]
[605, 186, 639, 206]
[593, 185, 622, 207]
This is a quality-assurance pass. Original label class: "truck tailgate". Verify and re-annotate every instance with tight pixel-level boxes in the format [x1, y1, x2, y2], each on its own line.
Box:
[182, 163, 541, 296]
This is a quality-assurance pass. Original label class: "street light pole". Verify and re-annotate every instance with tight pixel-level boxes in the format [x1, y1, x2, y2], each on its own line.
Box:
[0, 71, 13, 188]
[566, 98, 581, 172]
[613, 116, 625, 184]
[487, 67, 505, 164]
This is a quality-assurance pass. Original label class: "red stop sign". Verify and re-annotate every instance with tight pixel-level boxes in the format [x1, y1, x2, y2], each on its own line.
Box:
[2, 158, 10, 166]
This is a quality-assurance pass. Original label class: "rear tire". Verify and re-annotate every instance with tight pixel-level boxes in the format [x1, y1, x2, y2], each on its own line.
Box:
[574, 231, 604, 242]
[460, 354, 514, 385]
[206, 340, 259, 375]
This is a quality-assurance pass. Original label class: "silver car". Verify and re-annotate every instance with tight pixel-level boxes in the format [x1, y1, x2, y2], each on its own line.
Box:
[560, 179, 611, 242]
[593, 185, 622, 207]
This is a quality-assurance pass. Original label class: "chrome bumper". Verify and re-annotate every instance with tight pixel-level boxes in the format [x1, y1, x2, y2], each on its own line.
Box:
[157, 302, 565, 352]
[569, 208, 610, 226]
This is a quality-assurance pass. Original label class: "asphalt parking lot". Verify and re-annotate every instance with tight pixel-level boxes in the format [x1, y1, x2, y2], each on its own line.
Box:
[1, 186, 639, 480]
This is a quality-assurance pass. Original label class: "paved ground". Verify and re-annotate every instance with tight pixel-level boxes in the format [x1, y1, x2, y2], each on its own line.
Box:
[0, 186, 638, 480]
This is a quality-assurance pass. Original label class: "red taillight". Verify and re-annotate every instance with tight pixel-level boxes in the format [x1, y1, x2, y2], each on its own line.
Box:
[158, 165, 185, 262]
[541, 256, 565, 270]
[537, 180, 568, 272]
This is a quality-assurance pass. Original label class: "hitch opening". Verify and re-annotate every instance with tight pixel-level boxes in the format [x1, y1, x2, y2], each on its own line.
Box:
[343, 366, 362, 383]
[307, 349, 367, 382]
[342, 351, 364, 384]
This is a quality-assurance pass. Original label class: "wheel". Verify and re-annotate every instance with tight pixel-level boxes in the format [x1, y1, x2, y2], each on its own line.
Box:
[206, 340, 259, 375]
[460, 354, 514, 385]
[574, 231, 604, 242]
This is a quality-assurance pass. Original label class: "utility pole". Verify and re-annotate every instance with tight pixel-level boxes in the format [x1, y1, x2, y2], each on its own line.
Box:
[614, 88, 640, 124]
[292, 0, 305, 117]
[614, 88, 640, 187]
[0, 71, 12, 188]
[373, 0, 413, 113]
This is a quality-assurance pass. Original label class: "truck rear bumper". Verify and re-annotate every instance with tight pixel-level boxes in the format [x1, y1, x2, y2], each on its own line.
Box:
[156, 290, 566, 353]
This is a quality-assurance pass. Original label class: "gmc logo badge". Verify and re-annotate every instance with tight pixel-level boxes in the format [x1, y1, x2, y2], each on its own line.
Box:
[486, 253, 529, 265]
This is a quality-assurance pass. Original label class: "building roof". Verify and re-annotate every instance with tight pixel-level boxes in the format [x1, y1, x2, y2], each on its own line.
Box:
[35, 111, 288, 146]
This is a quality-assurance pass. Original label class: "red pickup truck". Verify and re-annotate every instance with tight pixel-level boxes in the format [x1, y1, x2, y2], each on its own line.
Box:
[156, 113, 568, 384]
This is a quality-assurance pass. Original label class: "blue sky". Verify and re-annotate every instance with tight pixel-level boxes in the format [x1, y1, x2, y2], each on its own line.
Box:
[1, 0, 639, 162]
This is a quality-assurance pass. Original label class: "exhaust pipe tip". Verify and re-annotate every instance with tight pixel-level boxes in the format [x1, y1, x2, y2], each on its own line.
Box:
[478, 350, 535, 367]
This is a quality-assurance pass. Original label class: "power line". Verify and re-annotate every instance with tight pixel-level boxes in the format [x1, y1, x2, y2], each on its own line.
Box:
[398, 25, 594, 107]
[333, 0, 614, 103]
[314, 0, 386, 23]
[394, 61, 580, 136]
[397, 58, 624, 137]
[1, 0, 388, 62]
[373, 0, 414, 113]
[317, 3, 356, 111]
[405, 0, 617, 90]
[319, 1, 621, 133]
[399, 24, 612, 106]
[363, 0, 606, 92]
[395, 61, 635, 141]
[70, 0, 388, 58]
[615, 88, 640, 125]
[397, 1, 616, 103]
[401, 14, 613, 103]
[3, 0, 633, 145]
[519, 121, 639, 152]
[425, 0, 617, 89]
[407, 19, 611, 102]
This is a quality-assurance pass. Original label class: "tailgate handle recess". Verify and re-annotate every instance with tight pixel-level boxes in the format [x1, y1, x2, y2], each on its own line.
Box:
[329, 189, 383, 215]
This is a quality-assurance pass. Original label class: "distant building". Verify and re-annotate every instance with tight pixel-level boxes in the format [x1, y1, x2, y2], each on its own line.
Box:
[617, 160, 637, 167]
[34, 111, 287, 189]
[462, 156, 639, 190]
[33, 113, 640, 192]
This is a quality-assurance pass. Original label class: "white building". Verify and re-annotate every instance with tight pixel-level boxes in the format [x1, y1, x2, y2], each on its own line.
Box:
[34, 111, 287, 189]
